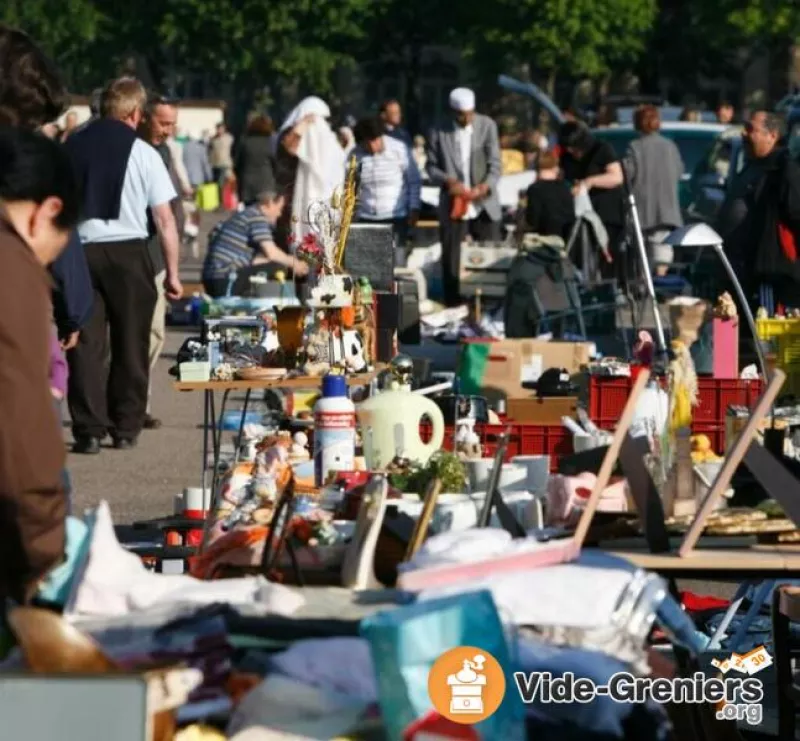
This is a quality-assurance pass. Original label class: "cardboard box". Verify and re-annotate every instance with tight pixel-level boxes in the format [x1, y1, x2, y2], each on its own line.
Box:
[507, 396, 578, 424]
[461, 339, 594, 404]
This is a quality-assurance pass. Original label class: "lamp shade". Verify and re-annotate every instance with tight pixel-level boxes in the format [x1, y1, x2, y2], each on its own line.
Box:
[664, 223, 723, 248]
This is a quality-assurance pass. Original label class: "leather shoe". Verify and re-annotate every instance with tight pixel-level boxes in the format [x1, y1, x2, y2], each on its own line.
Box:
[73, 436, 101, 455]
[113, 437, 138, 451]
[143, 415, 162, 430]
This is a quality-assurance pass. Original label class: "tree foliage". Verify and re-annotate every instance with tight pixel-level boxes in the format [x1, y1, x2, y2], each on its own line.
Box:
[4, 0, 799, 104]
[463, 0, 657, 81]
[0, 0, 103, 85]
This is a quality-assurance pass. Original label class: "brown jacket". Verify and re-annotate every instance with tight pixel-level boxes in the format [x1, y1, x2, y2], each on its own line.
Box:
[0, 221, 66, 604]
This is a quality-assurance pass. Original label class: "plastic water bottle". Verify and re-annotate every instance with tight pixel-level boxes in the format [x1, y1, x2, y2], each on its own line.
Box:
[313, 375, 356, 486]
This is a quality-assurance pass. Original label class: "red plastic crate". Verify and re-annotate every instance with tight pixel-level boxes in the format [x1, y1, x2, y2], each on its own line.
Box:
[589, 376, 763, 429]
[420, 421, 571, 471]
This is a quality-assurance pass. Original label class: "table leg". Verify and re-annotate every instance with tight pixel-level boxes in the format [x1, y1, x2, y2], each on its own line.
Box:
[210, 390, 231, 498]
[232, 389, 252, 466]
[202, 390, 210, 491]
[707, 581, 751, 650]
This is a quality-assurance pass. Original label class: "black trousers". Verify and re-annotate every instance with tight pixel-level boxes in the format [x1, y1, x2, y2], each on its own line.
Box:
[440, 213, 502, 307]
[68, 240, 157, 440]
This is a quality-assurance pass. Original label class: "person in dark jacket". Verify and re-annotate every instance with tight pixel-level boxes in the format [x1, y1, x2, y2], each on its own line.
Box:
[50, 233, 93, 346]
[38, 123, 94, 348]
[235, 114, 277, 206]
[558, 121, 625, 283]
[739, 111, 800, 312]
[524, 150, 574, 241]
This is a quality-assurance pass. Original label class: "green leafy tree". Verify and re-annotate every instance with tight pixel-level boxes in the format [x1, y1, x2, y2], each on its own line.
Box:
[359, 0, 465, 130]
[0, 0, 103, 88]
[640, 1, 800, 102]
[464, 0, 657, 89]
[157, 0, 373, 95]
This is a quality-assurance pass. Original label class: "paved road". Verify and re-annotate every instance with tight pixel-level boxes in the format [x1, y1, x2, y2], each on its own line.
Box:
[67, 211, 223, 525]
[67, 329, 210, 524]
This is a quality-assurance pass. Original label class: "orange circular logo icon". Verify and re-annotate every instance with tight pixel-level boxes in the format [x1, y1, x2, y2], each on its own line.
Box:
[428, 646, 506, 724]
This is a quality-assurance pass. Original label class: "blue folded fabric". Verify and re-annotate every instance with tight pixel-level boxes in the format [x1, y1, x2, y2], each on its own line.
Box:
[517, 636, 671, 739]
[37, 516, 92, 606]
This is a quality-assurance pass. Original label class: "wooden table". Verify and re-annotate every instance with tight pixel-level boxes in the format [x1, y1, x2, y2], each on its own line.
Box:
[173, 372, 379, 393]
[174, 371, 379, 496]
[607, 545, 800, 578]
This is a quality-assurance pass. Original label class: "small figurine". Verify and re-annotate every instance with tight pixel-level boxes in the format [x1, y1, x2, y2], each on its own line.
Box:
[713, 292, 737, 321]
[353, 277, 376, 367]
[454, 418, 482, 460]
[212, 363, 234, 381]
[290, 431, 310, 462]
[756, 306, 769, 321]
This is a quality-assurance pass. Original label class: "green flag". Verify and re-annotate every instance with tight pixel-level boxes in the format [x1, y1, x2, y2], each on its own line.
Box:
[457, 342, 492, 395]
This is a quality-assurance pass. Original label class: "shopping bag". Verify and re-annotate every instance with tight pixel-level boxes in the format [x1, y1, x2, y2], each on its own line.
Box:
[360, 590, 525, 741]
[196, 183, 220, 212]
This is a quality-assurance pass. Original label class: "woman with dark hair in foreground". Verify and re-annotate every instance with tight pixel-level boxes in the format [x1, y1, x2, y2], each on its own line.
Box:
[0, 126, 81, 606]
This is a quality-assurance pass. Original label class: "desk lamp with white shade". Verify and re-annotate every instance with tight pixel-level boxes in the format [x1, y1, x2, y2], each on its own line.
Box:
[663, 223, 769, 384]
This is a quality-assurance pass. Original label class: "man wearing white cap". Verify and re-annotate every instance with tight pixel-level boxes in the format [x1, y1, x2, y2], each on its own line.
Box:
[426, 87, 502, 305]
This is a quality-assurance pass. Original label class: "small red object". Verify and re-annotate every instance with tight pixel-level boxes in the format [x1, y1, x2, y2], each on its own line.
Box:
[185, 529, 203, 548]
[681, 590, 730, 612]
[403, 711, 481, 740]
[779, 222, 798, 262]
[222, 180, 239, 211]
[165, 530, 182, 546]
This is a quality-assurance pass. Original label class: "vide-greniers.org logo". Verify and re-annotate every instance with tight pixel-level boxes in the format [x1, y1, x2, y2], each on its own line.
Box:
[514, 671, 764, 726]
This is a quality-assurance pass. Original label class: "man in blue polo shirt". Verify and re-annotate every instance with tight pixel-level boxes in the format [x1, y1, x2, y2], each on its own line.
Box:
[65, 76, 183, 454]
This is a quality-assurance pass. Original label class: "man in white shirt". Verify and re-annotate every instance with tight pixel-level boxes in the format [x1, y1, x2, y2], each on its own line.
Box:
[352, 117, 421, 247]
[65, 77, 183, 454]
[426, 87, 502, 306]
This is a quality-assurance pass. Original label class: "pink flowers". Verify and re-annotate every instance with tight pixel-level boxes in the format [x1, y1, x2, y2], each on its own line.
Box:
[293, 233, 325, 269]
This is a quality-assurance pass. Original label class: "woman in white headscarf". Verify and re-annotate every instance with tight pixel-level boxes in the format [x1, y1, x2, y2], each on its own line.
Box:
[275, 96, 346, 246]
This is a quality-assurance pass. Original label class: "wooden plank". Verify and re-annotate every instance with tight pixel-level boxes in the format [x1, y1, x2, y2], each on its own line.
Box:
[404, 478, 442, 562]
[573, 369, 650, 549]
[609, 546, 800, 573]
[679, 369, 785, 557]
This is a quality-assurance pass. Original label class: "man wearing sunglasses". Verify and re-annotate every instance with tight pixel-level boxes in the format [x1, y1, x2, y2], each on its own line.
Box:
[726, 112, 800, 313]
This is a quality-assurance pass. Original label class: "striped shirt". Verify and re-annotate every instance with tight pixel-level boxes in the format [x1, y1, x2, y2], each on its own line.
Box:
[354, 135, 421, 220]
[202, 205, 272, 280]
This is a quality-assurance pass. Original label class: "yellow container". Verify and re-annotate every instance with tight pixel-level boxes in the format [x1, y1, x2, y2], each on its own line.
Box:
[195, 183, 220, 212]
[756, 317, 800, 342]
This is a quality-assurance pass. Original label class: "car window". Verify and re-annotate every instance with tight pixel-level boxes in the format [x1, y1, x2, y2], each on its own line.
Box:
[593, 129, 717, 173]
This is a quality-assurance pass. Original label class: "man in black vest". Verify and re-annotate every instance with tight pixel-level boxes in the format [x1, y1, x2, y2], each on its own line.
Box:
[139, 92, 186, 430]
[65, 77, 183, 454]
